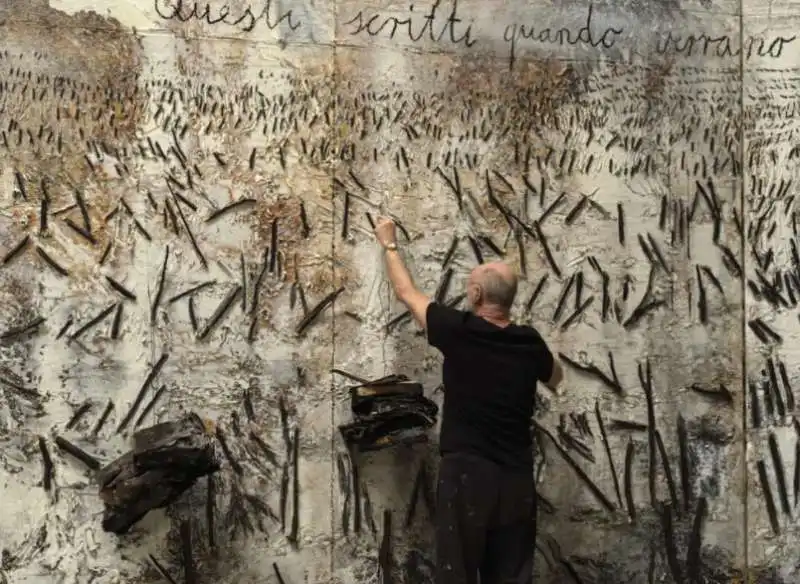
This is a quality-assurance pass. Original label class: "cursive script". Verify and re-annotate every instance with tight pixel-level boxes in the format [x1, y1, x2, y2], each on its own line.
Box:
[154, 0, 301, 33]
[655, 31, 796, 59]
[503, 4, 623, 70]
[342, 0, 476, 48]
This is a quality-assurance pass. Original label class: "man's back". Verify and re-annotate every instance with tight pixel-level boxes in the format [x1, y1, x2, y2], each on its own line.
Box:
[426, 302, 555, 470]
[371, 220, 558, 584]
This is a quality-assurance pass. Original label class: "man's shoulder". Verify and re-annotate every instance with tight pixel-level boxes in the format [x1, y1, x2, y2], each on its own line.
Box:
[507, 321, 546, 341]
[509, 320, 539, 333]
[428, 302, 468, 323]
[426, 302, 469, 350]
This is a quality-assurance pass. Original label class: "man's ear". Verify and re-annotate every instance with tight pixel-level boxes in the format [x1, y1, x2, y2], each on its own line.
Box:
[470, 284, 482, 306]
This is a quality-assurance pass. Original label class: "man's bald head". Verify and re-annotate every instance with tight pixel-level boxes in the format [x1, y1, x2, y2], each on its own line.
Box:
[467, 262, 518, 313]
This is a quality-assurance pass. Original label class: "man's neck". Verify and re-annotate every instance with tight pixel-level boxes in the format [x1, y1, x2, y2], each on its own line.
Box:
[474, 307, 511, 328]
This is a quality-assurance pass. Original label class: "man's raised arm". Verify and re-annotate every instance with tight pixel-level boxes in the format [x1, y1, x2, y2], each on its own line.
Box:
[374, 216, 431, 330]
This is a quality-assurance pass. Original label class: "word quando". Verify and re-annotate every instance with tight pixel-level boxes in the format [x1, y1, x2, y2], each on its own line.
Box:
[503, 4, 623, 70]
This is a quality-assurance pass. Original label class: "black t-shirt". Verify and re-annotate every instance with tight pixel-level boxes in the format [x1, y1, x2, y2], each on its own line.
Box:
[426, 302, 555, 470]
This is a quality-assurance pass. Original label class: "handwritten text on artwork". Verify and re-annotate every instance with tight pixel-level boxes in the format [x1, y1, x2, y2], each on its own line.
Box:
[154, 0, 796, 69]
[154, 0, 301, 33]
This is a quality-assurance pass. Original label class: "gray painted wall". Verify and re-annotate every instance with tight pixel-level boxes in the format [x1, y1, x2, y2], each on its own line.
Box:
[0, 0, 795, 581]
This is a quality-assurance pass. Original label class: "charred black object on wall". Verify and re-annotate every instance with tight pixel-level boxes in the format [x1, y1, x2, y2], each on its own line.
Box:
[338, 375, 439, 451]
[97, 413, 220, 534]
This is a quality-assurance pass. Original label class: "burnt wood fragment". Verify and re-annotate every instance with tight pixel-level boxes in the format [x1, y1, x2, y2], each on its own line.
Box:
[338, 378, 439, 452]
[98, 413, 220, 534]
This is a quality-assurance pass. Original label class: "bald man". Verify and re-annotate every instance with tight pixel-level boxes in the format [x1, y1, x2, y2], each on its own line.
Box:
[374, 217, 563, 584]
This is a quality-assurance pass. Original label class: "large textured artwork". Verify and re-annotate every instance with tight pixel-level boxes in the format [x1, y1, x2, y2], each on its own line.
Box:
[1, 0, 799, 582]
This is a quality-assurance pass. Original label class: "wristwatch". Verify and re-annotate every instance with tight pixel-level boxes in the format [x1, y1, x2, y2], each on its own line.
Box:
[384, 242, 398, 251]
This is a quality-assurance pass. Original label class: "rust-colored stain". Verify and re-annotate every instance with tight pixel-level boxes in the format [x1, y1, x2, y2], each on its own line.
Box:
[446, 55, 582, 132]
[643, 58, 675, 100]
[249, 193, 337, 295]
[2, 3, 144, 144]
[0, 2, 144, 284]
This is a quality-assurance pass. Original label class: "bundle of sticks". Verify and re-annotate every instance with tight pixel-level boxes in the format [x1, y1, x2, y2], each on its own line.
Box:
[338, 375, 439, 452]
[98, 413, 220, 534]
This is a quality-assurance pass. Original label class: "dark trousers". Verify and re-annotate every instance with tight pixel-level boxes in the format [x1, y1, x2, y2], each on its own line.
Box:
[435, 453, 536, 584]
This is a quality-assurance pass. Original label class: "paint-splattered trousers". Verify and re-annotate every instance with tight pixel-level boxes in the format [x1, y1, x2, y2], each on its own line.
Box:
[435, 452, 537, 584]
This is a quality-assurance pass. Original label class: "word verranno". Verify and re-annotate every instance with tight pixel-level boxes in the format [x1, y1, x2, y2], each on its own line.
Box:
[655, 31, 796, 59]
[154, 0, 302, 33]
[503, 4, 623, 70]
[341, 0, 476, 48]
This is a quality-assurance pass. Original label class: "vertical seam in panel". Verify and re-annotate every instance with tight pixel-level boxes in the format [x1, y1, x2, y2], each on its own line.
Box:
[738, 0, 749, 575]
[329, 3, 339, 579]
[329, 215, 337, 580]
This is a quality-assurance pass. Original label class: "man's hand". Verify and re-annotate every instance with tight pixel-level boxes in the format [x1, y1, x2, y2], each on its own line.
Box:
[375, 215, 430, 329]
[374, 216, 397, 249]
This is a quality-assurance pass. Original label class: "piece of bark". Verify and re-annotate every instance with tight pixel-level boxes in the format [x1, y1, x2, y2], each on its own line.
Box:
[101, 469, 197, 533]
[98, 413, 219, 534]
[133, 413, 217, 474]
[339, 379, 439, 452]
